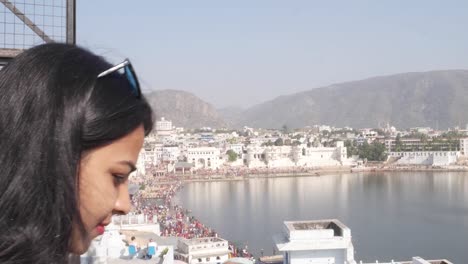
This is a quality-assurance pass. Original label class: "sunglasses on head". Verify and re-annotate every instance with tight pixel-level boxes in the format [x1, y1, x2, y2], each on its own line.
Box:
[97, 59, 141, 98]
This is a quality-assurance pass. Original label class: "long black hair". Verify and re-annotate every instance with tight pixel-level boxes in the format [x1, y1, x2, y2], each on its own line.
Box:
[0, 43, 153, 264]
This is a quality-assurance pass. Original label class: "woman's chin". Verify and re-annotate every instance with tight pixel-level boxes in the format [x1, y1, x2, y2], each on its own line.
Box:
[69, 238, 92, 255]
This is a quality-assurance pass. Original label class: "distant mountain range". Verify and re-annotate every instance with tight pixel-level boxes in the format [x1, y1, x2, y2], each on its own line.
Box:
[145, 70, 468, 129]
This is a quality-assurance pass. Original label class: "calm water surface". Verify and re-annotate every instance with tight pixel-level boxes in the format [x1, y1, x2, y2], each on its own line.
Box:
[175, 172, 468, 263]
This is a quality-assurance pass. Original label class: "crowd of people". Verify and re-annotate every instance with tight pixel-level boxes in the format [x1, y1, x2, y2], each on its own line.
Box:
[129, 172, 218, 239]
[127, 169, 256, 259]
[159, 206, 218, 239]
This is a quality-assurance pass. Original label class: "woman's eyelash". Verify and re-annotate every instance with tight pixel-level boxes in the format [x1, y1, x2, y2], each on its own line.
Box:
[112, 174, 126, 183]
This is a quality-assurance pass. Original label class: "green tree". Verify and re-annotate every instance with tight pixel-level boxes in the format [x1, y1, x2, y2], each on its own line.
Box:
[371, 141, 388, 161]
[226, 150, 238, 162]
[442, 131, 464, 139]
[344, 140, 358, 157]
[432, 137, 441, 151]
[321, 130, 330, 137]
[312, 137, 321, 147]
[357, 141, 387, 161]
[395, 133, 402, 152]
[274, 138, 284, 146]
[373, 128, 384, 135]
[419, 134, 428, 151]
[261, 140, 274, 146]
[292, 134, 302, 139]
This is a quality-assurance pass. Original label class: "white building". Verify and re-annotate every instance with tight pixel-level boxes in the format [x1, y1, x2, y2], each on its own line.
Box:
[175, 237, 230, 264]
[410, 127, 432, 135]
[358, 129, 378, 143]
[161, 146, 181, 162]
[360, 129, 378, 138]
[244, 145, 268, 168]
[460, 138, 468, 156]
[229, 143, 244, 156]
[265, 145, 296, 167]
[318, 125, 332, 132]
[242, 145, 295, 168]
[186, 147, 223, 170]
[249, 137, 277, 146]
[159, 134, 179, 145]
[295, 142, 349, 167]
[273, 219, 452, 264]
[156, 117, 173, 136]
[244, 142, 350, 168]
[144, 144, 181, 165]
[274, 219, 357, 264]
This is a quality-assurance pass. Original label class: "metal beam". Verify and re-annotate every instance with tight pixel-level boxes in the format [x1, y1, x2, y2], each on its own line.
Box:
[0, 48, 22, 58]
[0, 49, 21, 66]
[66, 0, 76, 44]
[0, 0, 53, 43]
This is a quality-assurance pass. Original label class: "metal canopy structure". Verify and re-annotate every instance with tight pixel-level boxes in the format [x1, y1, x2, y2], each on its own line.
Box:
[0, 0, 75, 66]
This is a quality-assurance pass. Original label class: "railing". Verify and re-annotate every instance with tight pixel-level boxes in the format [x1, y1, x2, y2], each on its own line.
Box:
[112, 214, 158, 225]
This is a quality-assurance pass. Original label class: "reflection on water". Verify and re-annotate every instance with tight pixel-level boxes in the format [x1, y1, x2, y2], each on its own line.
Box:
[175, 172, 468, 263]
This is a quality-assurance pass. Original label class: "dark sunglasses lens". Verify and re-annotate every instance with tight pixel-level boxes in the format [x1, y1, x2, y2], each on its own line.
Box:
[124, 65, 141, 97]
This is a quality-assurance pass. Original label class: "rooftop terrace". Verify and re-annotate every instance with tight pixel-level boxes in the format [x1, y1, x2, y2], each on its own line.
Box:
[182, 237, 226, 246]
[285, 219, 348, 238]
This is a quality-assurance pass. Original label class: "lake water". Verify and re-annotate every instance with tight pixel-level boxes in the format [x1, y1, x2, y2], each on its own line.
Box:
[175, 172, 468, 263]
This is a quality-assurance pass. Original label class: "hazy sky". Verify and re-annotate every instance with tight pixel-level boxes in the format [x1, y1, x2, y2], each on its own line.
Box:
[77, 1, 468, 108]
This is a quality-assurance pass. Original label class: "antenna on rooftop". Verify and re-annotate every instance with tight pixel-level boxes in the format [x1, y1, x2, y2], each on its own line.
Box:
[0, 0, 75, 66]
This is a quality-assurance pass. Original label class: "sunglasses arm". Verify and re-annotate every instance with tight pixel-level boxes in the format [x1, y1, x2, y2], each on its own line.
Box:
[97, 60, 130, 78]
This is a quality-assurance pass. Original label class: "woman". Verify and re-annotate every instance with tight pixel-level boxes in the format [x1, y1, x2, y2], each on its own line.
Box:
[0, 43, 153, 263]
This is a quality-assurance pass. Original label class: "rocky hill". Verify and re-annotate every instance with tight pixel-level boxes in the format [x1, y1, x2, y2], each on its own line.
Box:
[145, 90, 226, 129]
[236, 70, 468, 129]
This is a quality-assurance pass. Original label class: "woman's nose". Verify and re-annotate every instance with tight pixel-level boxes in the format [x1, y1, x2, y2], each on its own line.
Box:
[113, 186, 131, 215]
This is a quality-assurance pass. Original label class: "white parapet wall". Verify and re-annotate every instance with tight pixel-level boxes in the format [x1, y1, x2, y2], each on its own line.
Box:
[390, 151, 460, 166]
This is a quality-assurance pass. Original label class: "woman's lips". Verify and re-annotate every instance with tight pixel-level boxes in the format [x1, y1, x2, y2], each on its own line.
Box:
[95, 220, 110, 236]
[96, 225, 105, 235]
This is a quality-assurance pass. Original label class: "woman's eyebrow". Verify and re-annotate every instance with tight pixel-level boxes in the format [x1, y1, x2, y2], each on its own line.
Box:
[117, 160, 136, 172]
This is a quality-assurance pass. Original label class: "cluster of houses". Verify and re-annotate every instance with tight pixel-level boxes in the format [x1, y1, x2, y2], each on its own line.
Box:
[86, 218, 452, 264]
[136, 118, 360, 175]
[135, 118, 468, 175]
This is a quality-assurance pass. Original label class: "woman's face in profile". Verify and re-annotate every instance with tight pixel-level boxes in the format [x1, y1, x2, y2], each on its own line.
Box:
[69, 125, 145, 254]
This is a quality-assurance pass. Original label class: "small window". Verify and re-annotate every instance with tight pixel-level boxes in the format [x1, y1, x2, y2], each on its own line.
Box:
[198, 259, 202, 263]
[207, 257, 210, 261]
[216, 256, 221, 260]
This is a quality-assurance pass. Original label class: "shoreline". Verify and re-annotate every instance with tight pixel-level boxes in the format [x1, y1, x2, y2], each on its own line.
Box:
[169, 166, 468, 183]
